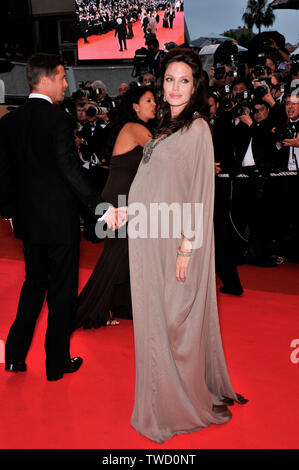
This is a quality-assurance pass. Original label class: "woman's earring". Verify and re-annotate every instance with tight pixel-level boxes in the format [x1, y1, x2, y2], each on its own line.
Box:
[163, 95, 166, 102]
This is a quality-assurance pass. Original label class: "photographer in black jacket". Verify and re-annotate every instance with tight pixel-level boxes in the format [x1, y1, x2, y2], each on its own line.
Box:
[230, 94, 279, 267]
[273, 91, 299, 261]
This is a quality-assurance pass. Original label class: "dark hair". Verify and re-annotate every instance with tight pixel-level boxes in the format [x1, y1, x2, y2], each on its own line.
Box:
[253, 99, 270, 109]
[155, 48, 209, 138]
[106, 86, 156, 155]
[231, 77, 250, 90]
[26, 53, 64, 91]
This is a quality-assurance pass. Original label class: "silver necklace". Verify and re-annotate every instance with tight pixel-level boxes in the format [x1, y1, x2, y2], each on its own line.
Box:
[142, 134, 168, 164]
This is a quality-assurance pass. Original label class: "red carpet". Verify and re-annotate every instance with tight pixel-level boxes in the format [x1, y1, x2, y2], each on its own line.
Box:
[0, 219, 299, 449]
[78, 12, 185, 61]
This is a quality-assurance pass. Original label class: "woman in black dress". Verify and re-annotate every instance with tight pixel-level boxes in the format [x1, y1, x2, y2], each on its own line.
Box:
[73, 86, 156, 329]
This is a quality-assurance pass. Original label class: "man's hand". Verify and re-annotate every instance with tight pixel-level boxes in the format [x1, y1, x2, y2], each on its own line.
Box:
[115, 206, 128, 228]
[239, 110, 253, 127]
[102, 206, 128, 230]
[214, 162, 221, 174]
[282, 133, 299, 148]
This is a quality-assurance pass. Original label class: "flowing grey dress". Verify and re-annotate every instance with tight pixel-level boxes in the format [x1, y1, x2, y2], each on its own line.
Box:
[128, 118, 245, 444]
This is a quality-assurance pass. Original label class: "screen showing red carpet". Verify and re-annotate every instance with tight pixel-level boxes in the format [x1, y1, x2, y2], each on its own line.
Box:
[76, 1, 185, 60]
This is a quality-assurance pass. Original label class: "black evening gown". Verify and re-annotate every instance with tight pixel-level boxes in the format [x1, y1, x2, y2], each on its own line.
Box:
[73, 146, 143, 329]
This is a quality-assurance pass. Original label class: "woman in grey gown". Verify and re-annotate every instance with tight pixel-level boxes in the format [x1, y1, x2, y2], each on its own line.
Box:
[128, 48, 247, 444]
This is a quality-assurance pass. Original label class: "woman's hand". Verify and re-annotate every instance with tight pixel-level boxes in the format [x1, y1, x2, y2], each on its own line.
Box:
[176, 238, 192, 282]
[176, 253, 190, 282]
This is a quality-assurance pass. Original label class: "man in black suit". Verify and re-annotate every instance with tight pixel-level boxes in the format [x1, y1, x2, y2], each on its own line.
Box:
[79, 14, 89, 43]
[114, 18, 127, 52]
[230, 100, 279, 266]
[273, 92, 299, 261]
[0, 53, 127, 381]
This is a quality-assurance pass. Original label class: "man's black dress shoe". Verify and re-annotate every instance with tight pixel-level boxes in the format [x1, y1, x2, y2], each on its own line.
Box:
[47, 357, 83, 381]
[220, 286, 244, 296]
[5, 360, 27, 372]
[64, 357, 83, 374]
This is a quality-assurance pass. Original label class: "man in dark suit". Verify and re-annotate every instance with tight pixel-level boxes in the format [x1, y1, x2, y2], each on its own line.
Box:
[230, 100, 279, 266]
[273, 92, 299, 261]
[79, 14, 89, 43]
[0, 53, 126, 381]
[168, 7, 175, 29]
[114, 18, 127, 52]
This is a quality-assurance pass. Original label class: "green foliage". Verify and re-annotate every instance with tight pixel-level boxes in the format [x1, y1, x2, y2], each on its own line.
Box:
[223, 29, 256, 48]
[242, 0, 275, 34]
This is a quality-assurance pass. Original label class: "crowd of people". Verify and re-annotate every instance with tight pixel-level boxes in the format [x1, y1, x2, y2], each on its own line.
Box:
[205, 33, 299, 275]
[76, 0, 183, 46]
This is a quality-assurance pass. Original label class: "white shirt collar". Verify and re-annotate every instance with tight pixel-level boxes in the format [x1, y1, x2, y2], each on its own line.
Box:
[29, 93, 53, 104]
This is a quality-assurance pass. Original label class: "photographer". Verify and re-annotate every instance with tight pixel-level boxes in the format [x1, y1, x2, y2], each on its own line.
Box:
[251, 61, 286, 126]
[273, 92, 299, 262]
[209, 92, 243, 295]
[79, 101, 110, 171]
[273, 92, 299, 170]
[230, 94, 279, 266]
[209, 91, 235, 173]
[75, 100, 111, 241]
[90, 79, 116, 122]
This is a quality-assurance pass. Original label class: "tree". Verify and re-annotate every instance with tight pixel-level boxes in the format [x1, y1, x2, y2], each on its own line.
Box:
[223, 28, 255, 49]
[242, 0, 276, 34]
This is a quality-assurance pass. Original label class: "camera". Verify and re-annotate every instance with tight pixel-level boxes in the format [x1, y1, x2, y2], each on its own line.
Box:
[231, 104, 246, 118]
[214, 65, 226, 80]
[274, 123, 297, 143]
[253, 77, 272, 100]
[290, 54, 299, 76]
[85, 104, 108, 118]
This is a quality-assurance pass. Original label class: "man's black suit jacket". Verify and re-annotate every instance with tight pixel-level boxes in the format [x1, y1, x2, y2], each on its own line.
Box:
[231, 118, 276, 174]
[0, 98, 106, 244]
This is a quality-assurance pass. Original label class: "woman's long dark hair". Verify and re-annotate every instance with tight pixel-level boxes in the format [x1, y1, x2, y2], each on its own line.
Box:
[106, 85, 156, 156]
[155, 47, 209, 138]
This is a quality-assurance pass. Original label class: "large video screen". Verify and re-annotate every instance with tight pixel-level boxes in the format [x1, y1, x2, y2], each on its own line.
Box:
[75, 1, 184, 61]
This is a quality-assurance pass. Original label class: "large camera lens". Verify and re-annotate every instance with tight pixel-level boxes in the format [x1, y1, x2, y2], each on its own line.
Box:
[253, 66, 265, 77]
[85, 105, 98, 117]
[214, 66, 226, 80]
